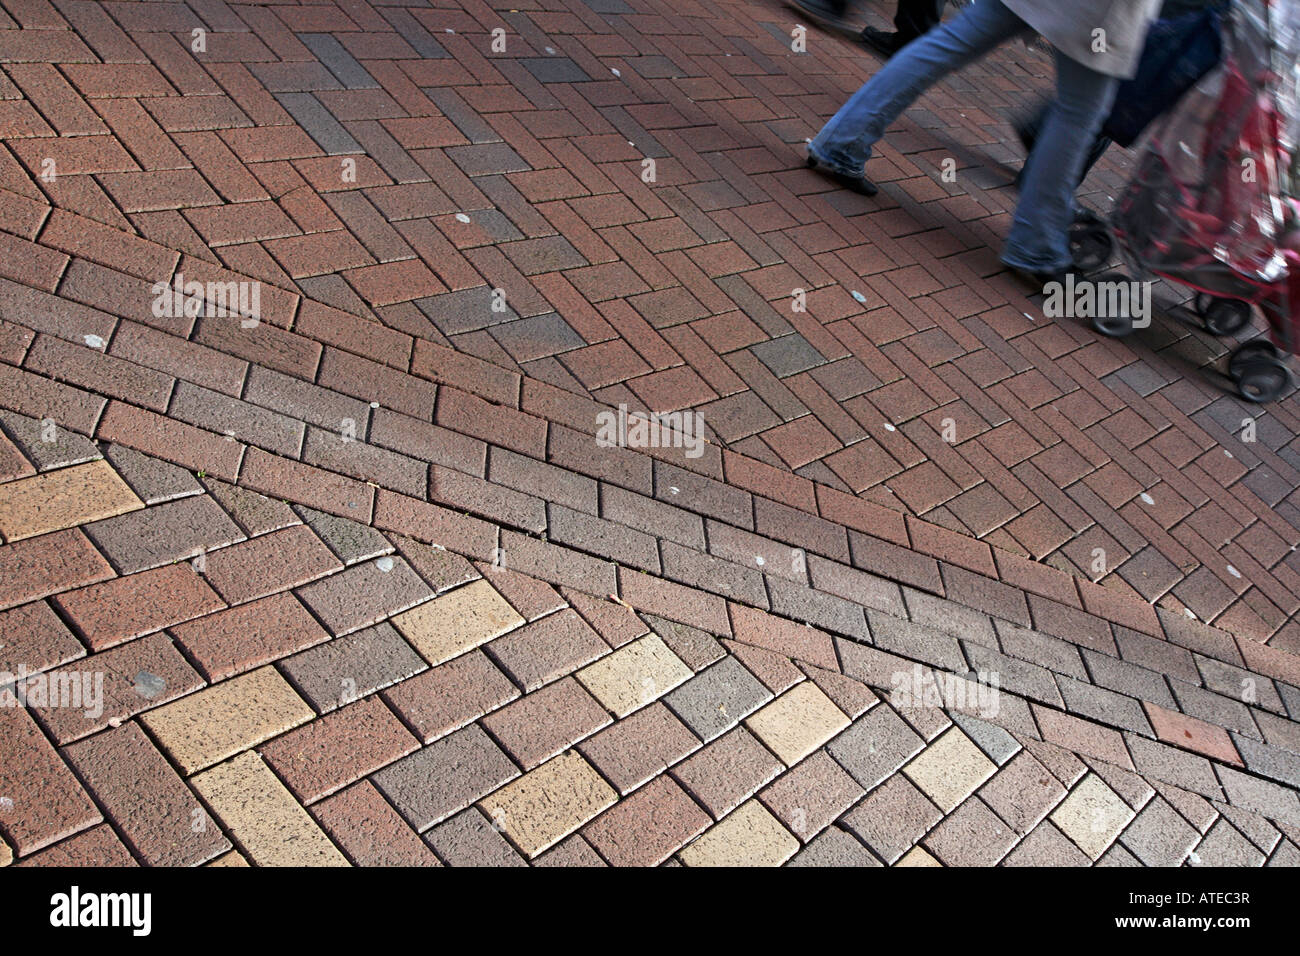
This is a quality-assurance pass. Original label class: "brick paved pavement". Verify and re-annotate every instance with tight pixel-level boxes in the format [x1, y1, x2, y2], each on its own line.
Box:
[3, 0, 1300, 866]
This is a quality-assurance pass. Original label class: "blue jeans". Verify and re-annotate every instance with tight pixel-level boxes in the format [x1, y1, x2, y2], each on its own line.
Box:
[809, 0, 1120, 273]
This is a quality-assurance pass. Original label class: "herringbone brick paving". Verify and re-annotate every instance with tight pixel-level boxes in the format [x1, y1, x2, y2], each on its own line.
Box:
[3, 440, 1300, 866]
[2, 0, 1300, 865]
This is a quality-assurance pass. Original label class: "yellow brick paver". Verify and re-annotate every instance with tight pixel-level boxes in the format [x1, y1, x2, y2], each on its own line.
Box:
[392, 579, 524, 666]
[193, 752, 348, 867]
[0, 459, 142, 541]
[575, 633, 691, 717]
[140, 666, 314, 774]
[895, 845, 942, 867]
[745, 681, 850, 766]
[678, 800, 799, 867]
[903, 726, 998, 813]
[206, 850, 249, 866]
[1050, 772, 1135, 860]
[479, 751, 617, 858]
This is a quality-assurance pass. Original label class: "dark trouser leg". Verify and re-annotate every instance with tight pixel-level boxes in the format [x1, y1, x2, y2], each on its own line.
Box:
[812, 0, 1027, 176]
[1003, 50, 1120, 273]
[894, 0, 944, 43]
[1016, 100, 1049, 152]
[1078, 134, 1112, 187]
[1018, 101, 1113, 194]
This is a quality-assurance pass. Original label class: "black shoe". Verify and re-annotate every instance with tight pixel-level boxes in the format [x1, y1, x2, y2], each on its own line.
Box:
[1012, 121, 1034, 155]
[806, 154, 878, 196]
[1072, 206, 1104, 228]
[788, 0, 849, 29]
[859, 27, 903, 57]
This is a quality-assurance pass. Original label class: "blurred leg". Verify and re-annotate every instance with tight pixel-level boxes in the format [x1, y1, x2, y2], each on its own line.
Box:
[1078, 134, 1112, 187]
[790, 0, 851, 27]
[894, 0, 944, 43]
[1017, 101, 1111, 207]
[1014, 100, 1050, 154]
[1003, 50, 1120, 273]
[810, 0, 1028, 176]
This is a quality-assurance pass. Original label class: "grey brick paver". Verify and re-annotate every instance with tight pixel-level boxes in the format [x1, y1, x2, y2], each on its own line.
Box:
[373, 725, 520, 831]
[663, 654, 772, 743]
[841, 775, 941, 864]
[1119, 798, 1201, 867]
[280, 621, 426, 714]
[1190, 819, 1266, 866]
[274, 92, 361, 154]
[923, 798, 1018, 866]
[826, 703, 925, 791]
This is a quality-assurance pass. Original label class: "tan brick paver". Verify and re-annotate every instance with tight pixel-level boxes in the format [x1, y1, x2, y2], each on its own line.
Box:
[140, 667, 314, 774]
[576, 633, 693, 718]
[895, 846, 943, 867]
[744, 681, 850, 766]
[678, 800, 800, 867]
[0, 459, 141, 541]
[192, 752, 348, 867]
[479, 752, 617, 859]
[392, 579, 524, 666]
[1050, 774, 1137, 861]
[903, 726, 998, 813]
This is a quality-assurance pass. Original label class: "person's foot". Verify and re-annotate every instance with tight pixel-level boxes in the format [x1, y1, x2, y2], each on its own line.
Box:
[1072, 206, 1104, 228]
[788, 0, 849, 29]
[859, 27, 903, 57]
[1012, 120, 1034, 155]
[806, 153, 878, 196]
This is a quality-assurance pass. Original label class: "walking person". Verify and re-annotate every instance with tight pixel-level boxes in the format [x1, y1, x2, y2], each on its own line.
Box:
[790, 0, 945, 56]
[862, 0, 946, 56]
[1014, 0, 1225, 195]
[806, 0, 1162, 281]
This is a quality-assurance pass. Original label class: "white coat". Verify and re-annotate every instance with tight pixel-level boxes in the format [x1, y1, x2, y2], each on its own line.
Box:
[1003, 0, 1164, 77]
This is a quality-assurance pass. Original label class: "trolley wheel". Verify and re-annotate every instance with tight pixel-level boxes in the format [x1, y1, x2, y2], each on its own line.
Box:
[1236, 356, 1290, 403]
[1229, 339, 1279, 379]
[1085, 270, 1136, 337]
[1091, 311, 1134, 338]
[1069, 220, 1113, 272]
[1201, 297, 1253, 336]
